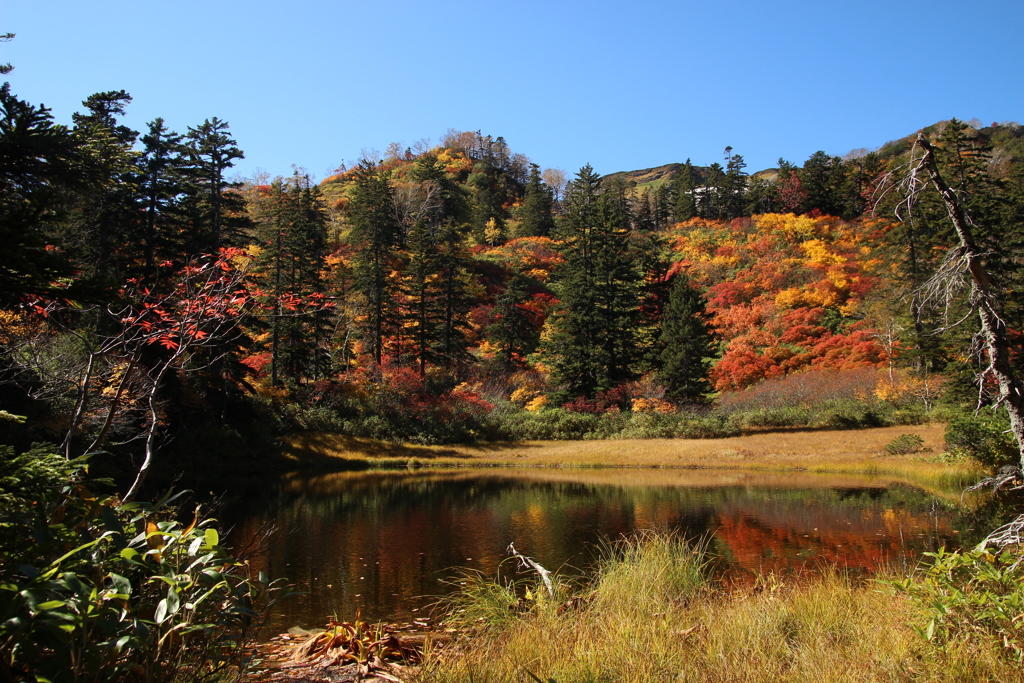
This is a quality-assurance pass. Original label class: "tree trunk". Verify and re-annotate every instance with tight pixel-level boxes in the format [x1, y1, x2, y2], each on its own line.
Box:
[915, 135, 1024, 468]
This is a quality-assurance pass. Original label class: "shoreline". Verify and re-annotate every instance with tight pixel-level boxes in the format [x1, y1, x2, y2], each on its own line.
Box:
[279, 423, 982, 486]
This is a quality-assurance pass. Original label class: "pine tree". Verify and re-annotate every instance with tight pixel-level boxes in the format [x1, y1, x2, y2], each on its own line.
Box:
[517, 163, 555, 237]
[349, 161, 402, 367]
[136, 118, 188, 277]
[434, 221, 474, 368]
[489, 274, 538, 367]
[0, 84, 90, 304]
[799, 151, 845, 216]
[671, 159, 698, 223]
[184, 117, 247, 252]
[699, 162, 725, 219]
[722, 146, 748, 219]
[404, 220, 444, 376]
[251, 174, 329, 384]
[63, 90, 138, 280]
[659, 272, 715, 403]
[545, 166, 644, 400]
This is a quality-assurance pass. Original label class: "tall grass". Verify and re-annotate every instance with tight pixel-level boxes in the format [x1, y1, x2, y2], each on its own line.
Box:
[417, 533, 1024, 683]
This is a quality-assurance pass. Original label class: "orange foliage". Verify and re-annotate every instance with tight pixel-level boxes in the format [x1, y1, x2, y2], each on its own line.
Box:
[668, 215, 887, 391]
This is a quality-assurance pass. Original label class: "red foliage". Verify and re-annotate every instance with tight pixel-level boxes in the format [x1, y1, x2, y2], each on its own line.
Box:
[563, 385, 631, 414]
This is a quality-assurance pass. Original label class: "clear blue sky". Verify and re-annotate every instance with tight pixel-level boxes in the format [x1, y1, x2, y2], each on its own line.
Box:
[5, 0, 1022, 181]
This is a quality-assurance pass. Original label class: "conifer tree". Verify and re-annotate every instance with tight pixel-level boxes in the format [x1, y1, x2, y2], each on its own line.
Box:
[517, 163, 555, 237]
[349, 160, 402, 366]
[0, 84, 91, 304]
[671, 159, 698, 223]
[434, 221, 475, 368]
[799, 151, 845, 216]
[184, 117, 247, 252]
[251, 174, 329, 384]
[63, 91, 138, 279]
[404, 220, 444, 376]
[659, 271, 714, 403]
[722, 146, 748, 219]
[700, 162, 725, 219]
[136, 118, 188, 277]
[545, 166, 643, 400]
[489, 274, 538, 367]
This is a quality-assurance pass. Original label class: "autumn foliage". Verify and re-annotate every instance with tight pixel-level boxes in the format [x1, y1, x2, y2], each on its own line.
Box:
[668, 214, 889, 391]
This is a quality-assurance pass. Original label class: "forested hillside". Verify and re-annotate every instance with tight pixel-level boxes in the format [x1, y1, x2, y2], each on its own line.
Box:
[2, 77, 1023, 476]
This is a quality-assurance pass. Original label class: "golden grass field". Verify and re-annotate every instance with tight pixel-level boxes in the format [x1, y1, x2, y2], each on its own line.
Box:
[282, 424, 982, 488]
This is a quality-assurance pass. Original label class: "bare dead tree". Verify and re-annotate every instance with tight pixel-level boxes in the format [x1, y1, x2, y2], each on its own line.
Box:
[878, 134, 1024, 546]
[881, 133, 1024, 491]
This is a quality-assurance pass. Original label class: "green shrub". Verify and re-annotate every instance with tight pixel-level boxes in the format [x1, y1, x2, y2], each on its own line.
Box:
[945, 412, 1017, 469]
[893, 545, 1024, 656]
[813, 399, 887, 429]
[675, 415, 741, 439]
[731, 405, 812, 429]
[884, 433, 925, 455]
[0, 445, 287, 682]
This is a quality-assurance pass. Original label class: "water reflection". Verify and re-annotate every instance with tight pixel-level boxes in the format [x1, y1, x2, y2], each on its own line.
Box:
[221, 468, 965, 633]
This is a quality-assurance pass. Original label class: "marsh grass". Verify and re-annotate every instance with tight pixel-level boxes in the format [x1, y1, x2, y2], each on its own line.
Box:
[418, 534, 1024, 683]
[282, 425, 984, 493]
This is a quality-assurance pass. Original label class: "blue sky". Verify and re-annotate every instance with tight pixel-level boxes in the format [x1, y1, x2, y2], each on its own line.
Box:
[5, 0, 1022, 181]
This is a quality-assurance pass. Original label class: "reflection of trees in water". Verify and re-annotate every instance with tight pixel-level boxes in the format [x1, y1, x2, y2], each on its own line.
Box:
[221, 470, 968, 631]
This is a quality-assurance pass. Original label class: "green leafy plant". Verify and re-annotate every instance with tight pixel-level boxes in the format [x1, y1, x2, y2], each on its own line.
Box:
[944, 413, 1017, 469]
[0, 444, 288, 682]
[892, 546, 1024, 657]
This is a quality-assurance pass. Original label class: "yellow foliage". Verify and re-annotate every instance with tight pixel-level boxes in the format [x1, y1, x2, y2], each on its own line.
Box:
[484, 217, 503, 246]
[755, 213, 819, 239]
[630, 397, 677, 415]
[453, 381, 483, 395]
[101, 361, 132, 398]
[510, 386, 539, 406]
[774, 284, 840, 310]
[874, 369, 937, 405]
[436, 148, 473, 175]
[525, 395, 548, 412]
[0, 310, 38, 344]
[826, 268, 849, 291]
[801, 239, 844, 267]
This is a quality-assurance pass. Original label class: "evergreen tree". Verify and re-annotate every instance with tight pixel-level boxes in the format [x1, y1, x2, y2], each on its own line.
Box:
[251, 174, 329, 384]
[839, 151, 886, 219]
[0, 84, 92, 304]
[670, 159, 698, 223]
[404, 220, 444, 376]
[349, 160, 402, 366]
[434, 220, 475, 368]
[659, 271, 715, 403]
[545, 166, 644, 400]
[488, 274, 538, 367]
[744, 174, 779, 215]
[468, 161, 506, 244]
[63, 90, 138, 280]
[699, 162, 725, 219]
[184, 117, 247, 252]
[722, 146, 748, 219]
[135, 117, 188, 277]
[517, 163, 555, 237]
[798, 151, 845, 215]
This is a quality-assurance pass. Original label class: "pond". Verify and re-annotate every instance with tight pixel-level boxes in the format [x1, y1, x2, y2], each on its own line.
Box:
[221, 468, 970, 634]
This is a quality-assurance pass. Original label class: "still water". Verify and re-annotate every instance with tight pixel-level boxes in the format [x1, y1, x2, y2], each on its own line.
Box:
[221, 468, 967, 633]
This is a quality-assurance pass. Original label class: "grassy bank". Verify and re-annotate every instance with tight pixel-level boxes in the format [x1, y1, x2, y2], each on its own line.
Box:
[281, 424, 983, 488]
[417, 534, 1023, 683]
